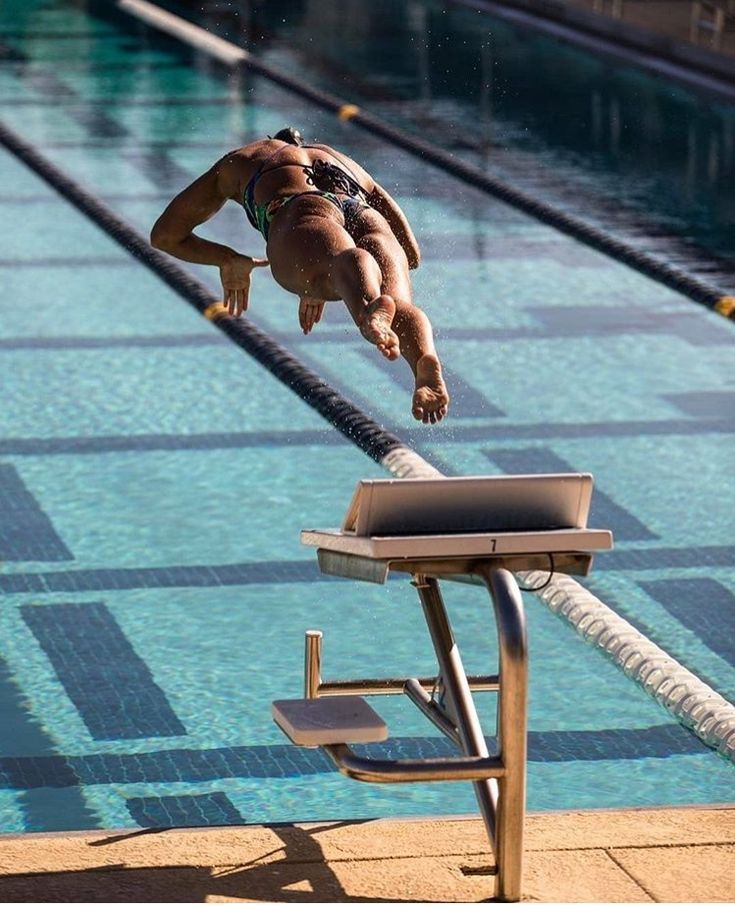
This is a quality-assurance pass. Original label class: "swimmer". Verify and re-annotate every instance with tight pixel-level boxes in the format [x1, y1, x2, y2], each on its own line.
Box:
[150, 127, 449, 423]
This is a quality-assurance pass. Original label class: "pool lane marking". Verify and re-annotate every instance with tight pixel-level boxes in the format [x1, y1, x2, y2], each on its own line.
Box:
[115, 0, 735, 320]
[1, 546, 734, 598]
[0, 723, 711, 792]
[21, 601, 187, 740]
[0, 464, 73, 562]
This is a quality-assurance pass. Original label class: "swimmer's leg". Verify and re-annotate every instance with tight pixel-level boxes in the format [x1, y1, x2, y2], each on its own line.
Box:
[331, 247, 400, 361]
[267, 201, 400, 360]
[354, 218, 449, 424]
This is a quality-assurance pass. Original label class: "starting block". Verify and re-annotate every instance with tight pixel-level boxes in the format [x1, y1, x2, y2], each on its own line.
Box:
[272, 473, 613, 901]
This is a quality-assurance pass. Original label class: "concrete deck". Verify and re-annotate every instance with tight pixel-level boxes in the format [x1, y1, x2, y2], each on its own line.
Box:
[0, 805, 732, 902]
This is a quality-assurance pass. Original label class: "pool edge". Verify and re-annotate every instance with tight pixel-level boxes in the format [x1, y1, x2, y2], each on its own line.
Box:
[0, 805, 732, 901]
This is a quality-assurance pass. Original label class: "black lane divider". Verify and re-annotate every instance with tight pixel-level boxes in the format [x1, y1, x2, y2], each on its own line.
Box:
[114, 0, 735, 321]
[0, 120, 406, 463]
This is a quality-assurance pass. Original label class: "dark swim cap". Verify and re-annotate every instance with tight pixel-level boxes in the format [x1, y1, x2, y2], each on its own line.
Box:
[271, 127, 303, 145]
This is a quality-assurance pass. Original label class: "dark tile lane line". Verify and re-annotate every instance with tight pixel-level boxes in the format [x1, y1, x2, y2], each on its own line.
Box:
[640, 578, 735, 670]
[0, 309, 727, 345]
[0, 96, 236, 107]
[0, 258, 134, 268]
[22, 602, 187, 740]
[0, 560, 328, 595]
[0, 722, 710, 794]
[0, 430, 349, 456]
[483, 447, 657, 542]
[665, 391, 735, 418]
[0, 656, 94, 831]
[0, 464, 73, 561]
[127, 792, 244, 828]
[0, 335, 228, 350]
[0, 416, 732, 462]
[1, 546, 733, 597]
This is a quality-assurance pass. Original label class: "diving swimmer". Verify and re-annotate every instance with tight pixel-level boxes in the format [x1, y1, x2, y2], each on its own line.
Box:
[150, 127, 449, 424]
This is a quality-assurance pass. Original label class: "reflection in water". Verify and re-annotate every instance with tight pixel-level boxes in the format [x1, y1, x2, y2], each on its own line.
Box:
[199, 0, 734, 276]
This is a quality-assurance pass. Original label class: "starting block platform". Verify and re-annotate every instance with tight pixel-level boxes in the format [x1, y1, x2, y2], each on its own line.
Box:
[272, 473, 613, 901]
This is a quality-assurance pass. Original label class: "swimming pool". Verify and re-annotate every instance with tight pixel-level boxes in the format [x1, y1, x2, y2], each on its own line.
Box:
[0, 0, 734, 835]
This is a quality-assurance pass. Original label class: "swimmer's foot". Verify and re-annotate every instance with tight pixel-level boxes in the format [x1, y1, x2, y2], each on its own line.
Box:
[360, 295, 400, 360]
[412, 354, 449, 424]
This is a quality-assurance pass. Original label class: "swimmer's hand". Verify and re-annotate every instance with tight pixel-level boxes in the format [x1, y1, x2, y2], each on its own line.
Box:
[220, 253, 269, 317]
[299, 296, 325, 334]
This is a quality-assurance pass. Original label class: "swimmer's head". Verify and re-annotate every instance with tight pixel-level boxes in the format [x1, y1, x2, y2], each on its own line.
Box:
[271, 127, 304, 145]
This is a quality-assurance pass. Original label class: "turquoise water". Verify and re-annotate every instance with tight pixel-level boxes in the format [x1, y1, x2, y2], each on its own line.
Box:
[0, 0, 734, 834]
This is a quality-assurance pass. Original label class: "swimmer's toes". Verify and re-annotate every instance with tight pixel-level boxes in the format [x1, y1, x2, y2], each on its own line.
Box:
[361, 295, 400, 358]
[378, 336, 401, 360]
[412, 358, 450, 424]
[411, 386, 449, 424]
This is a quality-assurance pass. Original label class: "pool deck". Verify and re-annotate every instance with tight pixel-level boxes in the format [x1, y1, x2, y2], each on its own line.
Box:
[0, 805, 732, 902]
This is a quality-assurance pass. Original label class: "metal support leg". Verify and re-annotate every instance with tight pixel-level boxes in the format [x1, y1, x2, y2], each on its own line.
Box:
[304, 630, 322, 699]
[413, 575, 499, 844]
[414, 568, 527, 902]
[475, 565, 528, 903]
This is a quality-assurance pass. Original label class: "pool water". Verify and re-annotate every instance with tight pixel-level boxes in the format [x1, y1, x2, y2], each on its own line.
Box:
[176, 0, 735, 288]
[0, 0, 733, 834]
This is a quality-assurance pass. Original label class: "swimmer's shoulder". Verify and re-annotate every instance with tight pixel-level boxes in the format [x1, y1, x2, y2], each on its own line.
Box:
[212, 141, 274, 200]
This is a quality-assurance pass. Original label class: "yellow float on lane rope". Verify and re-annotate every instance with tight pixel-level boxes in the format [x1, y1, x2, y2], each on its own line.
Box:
[715, 296, 735, 318]
[337, 103, 360, 121]
[203, 302, 228, 320]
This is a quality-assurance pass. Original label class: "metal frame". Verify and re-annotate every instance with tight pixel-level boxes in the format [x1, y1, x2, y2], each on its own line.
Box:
[301, 554, 529, 902]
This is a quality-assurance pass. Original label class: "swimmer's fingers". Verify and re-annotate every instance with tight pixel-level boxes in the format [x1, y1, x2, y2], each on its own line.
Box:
[223, 280, 251, 318]
[299, 298, 324, 334]
[224, 287, 242, 317]
[220, 255, 268, 317]
[304, 302, 324, 333]
[298, 299, 310, 333]
[239, 278, 252, 317]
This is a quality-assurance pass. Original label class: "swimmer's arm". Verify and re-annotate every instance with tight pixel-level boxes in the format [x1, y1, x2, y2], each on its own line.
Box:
[151, 153, 268, 316]
[150, 154, 246, 266]
[367, 183, 421, 269]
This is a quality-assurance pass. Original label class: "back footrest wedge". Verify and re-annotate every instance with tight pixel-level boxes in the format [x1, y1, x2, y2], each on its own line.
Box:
[272, 696, 388, 746]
